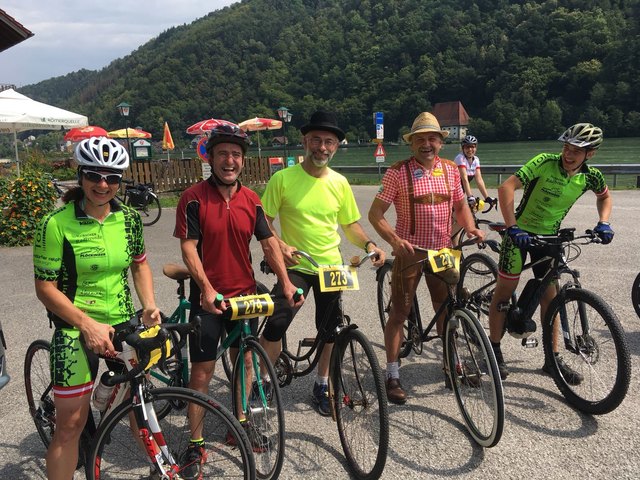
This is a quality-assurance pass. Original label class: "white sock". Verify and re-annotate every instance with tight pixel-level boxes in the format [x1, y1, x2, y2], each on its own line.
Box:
[315, 375, 328, 386]
[386, 362, 399, 379]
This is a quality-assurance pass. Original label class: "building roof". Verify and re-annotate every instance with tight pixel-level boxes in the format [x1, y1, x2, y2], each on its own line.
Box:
[433, 101, 470, 127]
[0, 8, 33, 54]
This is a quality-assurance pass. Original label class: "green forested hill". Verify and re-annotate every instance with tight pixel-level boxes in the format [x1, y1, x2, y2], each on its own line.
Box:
[19, 0, 640, 144]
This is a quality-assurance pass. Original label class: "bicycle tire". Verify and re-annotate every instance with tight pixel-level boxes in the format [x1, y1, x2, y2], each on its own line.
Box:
[444, 308, 504, 447]
[231, 338, 285, 480]
[24, 339, 91, 469]
[332, 328, 389, 480]
[87, 386, 255, 480]
[459, 219, 502, 255]
[376, 261, 415, 359]
[632, 272, 640, 318]
[126, 191, 161, 226]
[542, 288, 631, 414]
[458, 253, 499, 332]
[24, 340, 56, 449]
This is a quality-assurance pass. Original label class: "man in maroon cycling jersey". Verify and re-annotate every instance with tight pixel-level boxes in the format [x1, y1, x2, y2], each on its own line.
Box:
[174, 123, 301, 473]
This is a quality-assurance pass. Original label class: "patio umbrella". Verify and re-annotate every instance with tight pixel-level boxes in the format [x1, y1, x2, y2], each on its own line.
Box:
[238, 117, 282, 158]
[107, 127, 152, 139]
[63, 125, 108, 142]
[186, 118, 237, 135]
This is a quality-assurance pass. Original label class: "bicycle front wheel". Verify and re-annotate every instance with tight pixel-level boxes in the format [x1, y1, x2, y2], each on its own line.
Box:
[24, 340, 55, 449]
[632, 272, 640, 318]
[87, 386, 255, 480]
[231, 338, 285, 480]
[376, 260, 415, 359]
[444, 308, 504, 447]
[332, 327, 389, 480]
[458, 253, 499, 331]
[542, 288, 631, 414]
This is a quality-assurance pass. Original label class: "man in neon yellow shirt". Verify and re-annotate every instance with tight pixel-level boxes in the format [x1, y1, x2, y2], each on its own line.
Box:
[258, 111, 385, 416]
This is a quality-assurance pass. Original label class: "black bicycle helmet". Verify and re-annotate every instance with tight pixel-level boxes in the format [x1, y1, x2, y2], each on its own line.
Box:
[557, 123, 603, 150]
[461, 135, 478, 146]
[205, 123, 249, 155]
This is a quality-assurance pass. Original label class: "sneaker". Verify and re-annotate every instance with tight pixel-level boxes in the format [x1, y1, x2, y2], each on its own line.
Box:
[250, 379, 273, 403]
[312, 382, 331, 416]
[497, 361, 509, 381]
[226, 421, 271, 453]
[179, 443, 206, 480]
[385, 377, 407, 404]
[542, 354, 583, 386]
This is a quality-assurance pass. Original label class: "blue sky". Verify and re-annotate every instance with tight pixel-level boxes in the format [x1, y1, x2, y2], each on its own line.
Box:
[1, 0, 237, 87]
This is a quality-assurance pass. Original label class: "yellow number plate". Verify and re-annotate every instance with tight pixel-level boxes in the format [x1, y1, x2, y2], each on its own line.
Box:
[427, 248, 461, 273]
[318, 265, 359, 292]
[228, 294, 274, 320]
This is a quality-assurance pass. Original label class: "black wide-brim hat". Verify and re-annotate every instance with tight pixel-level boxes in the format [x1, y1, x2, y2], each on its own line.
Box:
[300, 110, 345, 141]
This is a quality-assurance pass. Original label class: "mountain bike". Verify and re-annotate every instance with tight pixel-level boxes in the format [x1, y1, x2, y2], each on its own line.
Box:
[632, 272, 640, 318]
[153, 263, 287, 480]
[376, 239, 504, 447]
[262, 250, 389, 480]
[24, 319, 256, 479]
[117, 179, 162, 226]
[458, 227, 632, 414]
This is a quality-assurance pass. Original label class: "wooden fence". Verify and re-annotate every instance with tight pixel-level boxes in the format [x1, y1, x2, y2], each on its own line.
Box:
[123, 156, 272, 193]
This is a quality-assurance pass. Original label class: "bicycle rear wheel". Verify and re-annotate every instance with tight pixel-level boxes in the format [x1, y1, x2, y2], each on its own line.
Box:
[126, 191, 161, 226]
[87, 386, 255, 480]
[332, 327, 389, 480]
[231, 338, 285, 480]
[542, 288, 631, 414]
[632, 272, 640, 318]
[24, 340, 56, 449]
[376, 260, 415, 359]
[444, 308, 504, 448]
[458, 253, 499, 331]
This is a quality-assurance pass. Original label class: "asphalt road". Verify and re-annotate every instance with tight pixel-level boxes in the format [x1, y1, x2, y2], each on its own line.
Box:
[1, 185, 639, 479]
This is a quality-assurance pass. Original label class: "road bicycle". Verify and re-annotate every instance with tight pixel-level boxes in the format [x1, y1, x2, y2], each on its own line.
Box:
[452, 196, 503, 253]
[261, 250, 389, 480]
[0, 319, 8, 390]
[632, 272, 640, 318]
[458, 227, 632, 414]
[24, 319, 256, 479]
[117, 179, 162, 226]
[153, 263, 287, 480]
[376, 238, 504, 447]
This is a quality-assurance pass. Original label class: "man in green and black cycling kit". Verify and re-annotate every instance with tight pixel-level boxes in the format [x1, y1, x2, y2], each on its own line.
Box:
[488, 123, 614, 384]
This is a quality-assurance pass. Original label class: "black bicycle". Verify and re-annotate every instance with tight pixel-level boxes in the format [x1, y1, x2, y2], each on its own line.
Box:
[459, 227, 632, 414]
[376, 239, 504, 447]
[117, 179, 162, 226]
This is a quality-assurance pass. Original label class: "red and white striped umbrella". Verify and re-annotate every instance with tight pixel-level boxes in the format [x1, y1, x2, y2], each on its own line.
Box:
[185, 118, 238, 135]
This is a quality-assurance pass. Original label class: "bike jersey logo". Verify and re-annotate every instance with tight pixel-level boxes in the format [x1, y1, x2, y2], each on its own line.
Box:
[80, 247, 106, 258]
[414, 169, 424, 179]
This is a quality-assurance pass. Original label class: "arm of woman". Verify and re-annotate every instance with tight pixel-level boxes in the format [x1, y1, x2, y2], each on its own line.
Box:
[35, 279, 115, 354]
[474, 169, 490, 199]
[130, 260, 161, 326]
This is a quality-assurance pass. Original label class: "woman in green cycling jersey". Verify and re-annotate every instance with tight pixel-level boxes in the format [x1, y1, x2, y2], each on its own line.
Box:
[33, 137, 160, 480]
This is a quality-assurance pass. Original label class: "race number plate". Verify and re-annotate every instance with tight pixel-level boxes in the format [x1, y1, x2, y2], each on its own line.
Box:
[318, 265, 359, 292]
[427, 248, 461, 273]
[228, 294, 274, 320]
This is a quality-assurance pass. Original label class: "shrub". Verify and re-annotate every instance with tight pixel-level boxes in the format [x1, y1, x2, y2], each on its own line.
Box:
[0, 168, 58, 247]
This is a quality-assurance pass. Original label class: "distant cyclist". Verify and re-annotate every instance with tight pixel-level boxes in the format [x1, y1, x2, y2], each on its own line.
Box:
[487, 123, 613, 384]
[454, 135, 496, 208]
[33, 137, 161, 480]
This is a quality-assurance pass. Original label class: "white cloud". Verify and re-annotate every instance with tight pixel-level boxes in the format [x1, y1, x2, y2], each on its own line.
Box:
[0, 0, 237, 86]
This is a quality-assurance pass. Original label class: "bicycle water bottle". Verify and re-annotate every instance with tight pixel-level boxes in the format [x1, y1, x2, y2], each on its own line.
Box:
[92, 371, 116, 412]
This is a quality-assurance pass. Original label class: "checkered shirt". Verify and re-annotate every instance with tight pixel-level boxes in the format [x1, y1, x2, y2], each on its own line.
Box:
[375, 156, 464, 250]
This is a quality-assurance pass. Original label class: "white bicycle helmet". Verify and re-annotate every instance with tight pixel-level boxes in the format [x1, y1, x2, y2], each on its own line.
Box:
[557, 123, 603, 150]
[461, 135, 478, 145]
[75, 137, 130, 170]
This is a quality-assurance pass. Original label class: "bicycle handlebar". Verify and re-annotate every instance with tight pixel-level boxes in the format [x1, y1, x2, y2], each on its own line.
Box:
[103, 319, 199, 387]
[529, 228, 601, 247]
[212, 289, 304, 317]
[470, 196, 498, 214]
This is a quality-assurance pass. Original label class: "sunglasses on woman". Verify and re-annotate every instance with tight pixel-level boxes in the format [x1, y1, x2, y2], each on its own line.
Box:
[82, 170, 123, 185]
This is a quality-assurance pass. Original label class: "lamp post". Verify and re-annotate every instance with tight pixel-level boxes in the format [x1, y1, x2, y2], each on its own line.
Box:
[116, 101, 132, 161]
[277, 106, 292, 165]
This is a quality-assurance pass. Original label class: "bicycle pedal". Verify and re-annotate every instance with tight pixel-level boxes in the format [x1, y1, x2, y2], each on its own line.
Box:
[300, 337, 315, 348]
[521, 337, 539, 348]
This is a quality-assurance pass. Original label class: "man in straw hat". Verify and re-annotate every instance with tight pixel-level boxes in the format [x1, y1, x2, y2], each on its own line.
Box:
[368, 112, 483, 404]
[258, 110, 386, 416]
